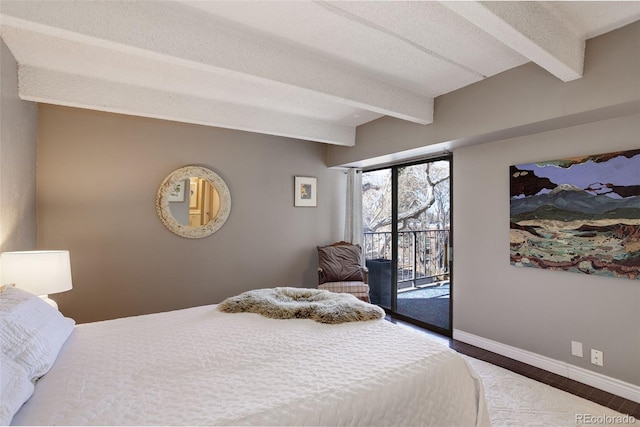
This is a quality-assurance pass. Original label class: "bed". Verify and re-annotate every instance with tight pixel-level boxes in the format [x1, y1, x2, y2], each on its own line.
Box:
[2, 285, 490, 426]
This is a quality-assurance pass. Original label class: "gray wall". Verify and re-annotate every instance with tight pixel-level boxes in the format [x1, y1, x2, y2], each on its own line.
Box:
[454, 114, 640, 386]
[37, 106, 346, 323]
[0, 40, 38, 253]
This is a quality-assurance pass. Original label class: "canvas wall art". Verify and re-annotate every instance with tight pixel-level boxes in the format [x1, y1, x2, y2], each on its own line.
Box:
[510, 148, 640, 280]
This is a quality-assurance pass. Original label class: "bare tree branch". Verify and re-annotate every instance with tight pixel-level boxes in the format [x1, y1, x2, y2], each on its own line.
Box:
[369, 197, 436, 230]
[367, 163, 449, 231]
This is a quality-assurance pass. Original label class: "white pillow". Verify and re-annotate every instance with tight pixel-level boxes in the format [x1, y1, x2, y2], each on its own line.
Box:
[0, 286, 75, 382]
[0, 352, 34, 425]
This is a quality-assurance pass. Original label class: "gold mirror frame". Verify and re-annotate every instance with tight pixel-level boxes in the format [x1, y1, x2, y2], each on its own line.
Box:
[156, 166, 231, 238]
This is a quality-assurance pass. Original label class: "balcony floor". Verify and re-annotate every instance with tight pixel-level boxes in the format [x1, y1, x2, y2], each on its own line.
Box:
[396, 282, 450, 330]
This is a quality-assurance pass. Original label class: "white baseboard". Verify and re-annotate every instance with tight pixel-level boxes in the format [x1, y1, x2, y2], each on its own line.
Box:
[453, 329, 640, 404]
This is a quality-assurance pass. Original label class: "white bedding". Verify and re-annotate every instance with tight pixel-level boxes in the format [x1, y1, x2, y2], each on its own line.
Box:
[12, 304, 490, 426]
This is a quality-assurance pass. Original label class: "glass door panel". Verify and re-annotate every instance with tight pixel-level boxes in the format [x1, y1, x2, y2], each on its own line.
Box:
[395, 161, 451, 332]
[362, 169, 393, 309]
[362, 158, 451, 335]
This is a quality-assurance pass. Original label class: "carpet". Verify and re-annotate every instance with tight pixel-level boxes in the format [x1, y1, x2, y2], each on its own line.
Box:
[463, 355, 629, 426]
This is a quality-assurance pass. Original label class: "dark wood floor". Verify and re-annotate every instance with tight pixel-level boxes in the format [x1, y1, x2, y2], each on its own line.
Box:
[386, 316, 640, 419]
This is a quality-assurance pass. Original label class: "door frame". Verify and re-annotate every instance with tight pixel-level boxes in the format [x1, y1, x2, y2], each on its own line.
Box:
[364, 154, 453, 336]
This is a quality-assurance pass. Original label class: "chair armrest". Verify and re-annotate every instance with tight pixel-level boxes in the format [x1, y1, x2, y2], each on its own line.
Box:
[318, 267, 327, 285]
[361, 267, 368, 284]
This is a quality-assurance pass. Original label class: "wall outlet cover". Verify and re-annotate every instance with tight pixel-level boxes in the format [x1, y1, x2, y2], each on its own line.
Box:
[571, 341, 583, 357]
[591, 349, 604, 366]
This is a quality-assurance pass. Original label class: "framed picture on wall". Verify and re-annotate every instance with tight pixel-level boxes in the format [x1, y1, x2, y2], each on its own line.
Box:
[510, 148, 640, 280]
[189, 179, 199, 209]
[168, 180, 185, 202]
[294, 176, 317, 207]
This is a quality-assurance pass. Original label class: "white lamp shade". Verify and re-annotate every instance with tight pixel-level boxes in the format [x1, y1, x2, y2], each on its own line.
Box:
[1, 250, 73, 295]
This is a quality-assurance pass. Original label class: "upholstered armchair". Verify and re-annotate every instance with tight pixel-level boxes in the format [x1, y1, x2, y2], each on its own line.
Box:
[317, 241, 370, 303]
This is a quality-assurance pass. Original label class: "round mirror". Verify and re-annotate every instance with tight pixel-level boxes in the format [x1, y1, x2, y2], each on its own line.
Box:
[156, 166, 231, 238]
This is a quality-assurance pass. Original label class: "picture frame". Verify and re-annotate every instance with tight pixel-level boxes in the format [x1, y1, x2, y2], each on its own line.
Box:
[167, 179, 185, 202]
[189, 179, 199, 209]
[294, 176, 317, 207]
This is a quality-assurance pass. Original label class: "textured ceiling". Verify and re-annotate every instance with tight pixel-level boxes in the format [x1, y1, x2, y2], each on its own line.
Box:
[1, 1, 639, 146]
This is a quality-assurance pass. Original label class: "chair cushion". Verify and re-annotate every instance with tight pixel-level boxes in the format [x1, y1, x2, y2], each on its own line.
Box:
[317, 244, 364, 283]
[319, 282, 369, 295]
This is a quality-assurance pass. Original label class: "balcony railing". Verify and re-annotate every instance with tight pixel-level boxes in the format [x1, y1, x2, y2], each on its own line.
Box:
[363, 230, 450, 290]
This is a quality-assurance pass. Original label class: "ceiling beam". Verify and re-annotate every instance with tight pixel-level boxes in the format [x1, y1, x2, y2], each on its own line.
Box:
[442, 1, 584, 82]
[0, 0, 433, 124]
[18, 65, 356, 146]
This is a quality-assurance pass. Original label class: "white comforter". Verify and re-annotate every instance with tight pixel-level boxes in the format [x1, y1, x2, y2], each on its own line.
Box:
[13, 304, 490, 426]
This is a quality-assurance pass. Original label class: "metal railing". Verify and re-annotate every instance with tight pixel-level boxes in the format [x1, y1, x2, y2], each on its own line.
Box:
[363, 230, 450, 289]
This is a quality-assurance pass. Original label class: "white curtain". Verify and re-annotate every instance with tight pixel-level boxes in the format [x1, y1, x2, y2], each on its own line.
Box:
[344, 168, 363, 247]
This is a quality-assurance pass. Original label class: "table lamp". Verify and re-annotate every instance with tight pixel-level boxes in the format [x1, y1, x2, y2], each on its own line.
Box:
[0, 250, 73, 310]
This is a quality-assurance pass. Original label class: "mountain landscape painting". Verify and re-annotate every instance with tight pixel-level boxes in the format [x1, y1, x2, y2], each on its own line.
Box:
[510, 148, 640, 280]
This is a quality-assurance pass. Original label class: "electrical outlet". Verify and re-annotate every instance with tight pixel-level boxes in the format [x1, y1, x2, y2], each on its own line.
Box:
[591, 349, 604, 366]
[571, 341, 583, 357]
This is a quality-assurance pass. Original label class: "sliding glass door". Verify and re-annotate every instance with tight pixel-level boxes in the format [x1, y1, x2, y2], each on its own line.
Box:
[362, 157, 452, 335]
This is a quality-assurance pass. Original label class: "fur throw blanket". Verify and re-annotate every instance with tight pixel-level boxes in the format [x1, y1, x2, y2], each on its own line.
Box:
[217, 287, 384, 324]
